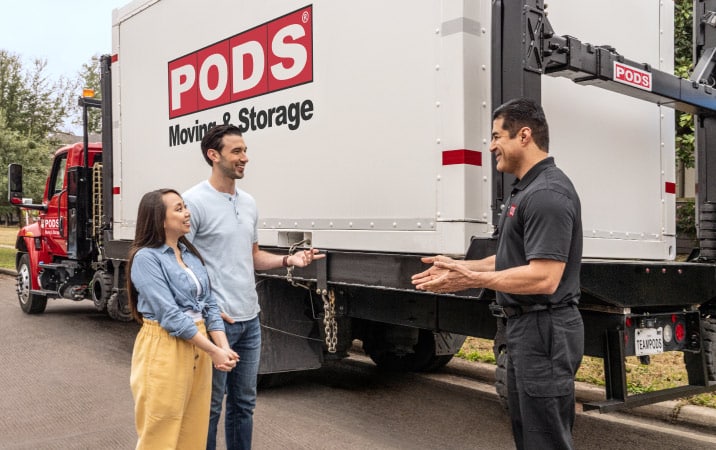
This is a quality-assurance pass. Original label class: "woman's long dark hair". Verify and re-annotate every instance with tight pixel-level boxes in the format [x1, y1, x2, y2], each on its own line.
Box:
[126, 188, 205, 324]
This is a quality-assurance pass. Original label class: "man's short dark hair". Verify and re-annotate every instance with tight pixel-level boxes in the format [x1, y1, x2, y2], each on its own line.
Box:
[492, 98, 549, 151]
[200, 124, 243, 166]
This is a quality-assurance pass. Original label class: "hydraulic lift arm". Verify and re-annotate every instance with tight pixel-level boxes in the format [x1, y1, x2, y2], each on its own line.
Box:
[493, 0, 716, 259]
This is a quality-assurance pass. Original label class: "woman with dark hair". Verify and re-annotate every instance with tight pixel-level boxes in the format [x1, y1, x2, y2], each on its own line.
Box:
[127, 188, 238, 450]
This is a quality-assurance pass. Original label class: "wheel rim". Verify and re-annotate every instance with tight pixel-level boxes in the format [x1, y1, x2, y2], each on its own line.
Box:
[17, 264, 31, 305]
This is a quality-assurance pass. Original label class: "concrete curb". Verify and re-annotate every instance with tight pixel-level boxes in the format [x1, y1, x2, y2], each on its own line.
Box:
[441, 356, 716, 433]
[0, 268, 16, 277]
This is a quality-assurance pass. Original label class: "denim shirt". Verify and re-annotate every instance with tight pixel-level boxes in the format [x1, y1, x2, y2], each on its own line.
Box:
[131, 243, 224, 340]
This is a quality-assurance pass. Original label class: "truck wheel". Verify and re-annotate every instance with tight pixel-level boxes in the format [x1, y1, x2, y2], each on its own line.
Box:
[365, 329, 459, 372]
[16, 253, 47, 314]
[107, 292, 133, 322]
[421, 332, 467, 372]
[493, 320, 509, 410]
[91, 270, 113, 312]
[685, 316, 716, 383]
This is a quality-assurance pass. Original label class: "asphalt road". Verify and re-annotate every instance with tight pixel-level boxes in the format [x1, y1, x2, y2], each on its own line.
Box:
[1, 273, 715, 449]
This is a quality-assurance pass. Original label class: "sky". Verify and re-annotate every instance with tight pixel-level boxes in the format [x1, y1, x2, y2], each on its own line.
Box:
[0, 0, 129, 81]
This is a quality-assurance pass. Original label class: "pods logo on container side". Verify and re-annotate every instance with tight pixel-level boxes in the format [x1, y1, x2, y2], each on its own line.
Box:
[168, 5, 313, 118]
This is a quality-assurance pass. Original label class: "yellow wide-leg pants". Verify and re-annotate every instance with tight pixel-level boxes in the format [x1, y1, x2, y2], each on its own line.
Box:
[130, 319, 211, 450]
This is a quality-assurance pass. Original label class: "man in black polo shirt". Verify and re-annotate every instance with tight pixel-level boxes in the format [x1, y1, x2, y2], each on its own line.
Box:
[412, 97, 584, 450]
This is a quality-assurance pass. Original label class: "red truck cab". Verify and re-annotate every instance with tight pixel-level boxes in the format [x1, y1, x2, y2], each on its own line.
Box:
[13, 142, 102, 313]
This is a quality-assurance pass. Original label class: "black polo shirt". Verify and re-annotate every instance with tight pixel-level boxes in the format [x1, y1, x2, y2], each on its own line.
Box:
[494, 156, 582, 308]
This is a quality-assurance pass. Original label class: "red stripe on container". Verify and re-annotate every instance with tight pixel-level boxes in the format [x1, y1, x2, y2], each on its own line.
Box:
[442, 149, 482, 166]
[665, 182, 676, 194]
[111, 54, 118, 63]
[113, 186, 120, 195]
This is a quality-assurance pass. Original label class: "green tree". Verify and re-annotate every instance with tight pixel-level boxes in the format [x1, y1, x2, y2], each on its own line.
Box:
[0, 51, 28, 134]
[0, 50, 74, 141]
[25, 59, 76, 140]
[69, 54, 102, 134]
[0, 50, 72, 224]
[0, 109, 52, 223]
[675, 0, 695, 197]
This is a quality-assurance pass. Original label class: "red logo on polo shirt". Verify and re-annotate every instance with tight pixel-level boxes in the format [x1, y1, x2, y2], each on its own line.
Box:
[508, 204, 517, 217]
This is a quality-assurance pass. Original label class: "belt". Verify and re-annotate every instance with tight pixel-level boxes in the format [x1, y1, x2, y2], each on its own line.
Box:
[489, 302, 576, 319]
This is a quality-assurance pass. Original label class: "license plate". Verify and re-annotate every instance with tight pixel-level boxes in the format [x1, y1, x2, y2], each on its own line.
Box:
[635, 327, 664, 356]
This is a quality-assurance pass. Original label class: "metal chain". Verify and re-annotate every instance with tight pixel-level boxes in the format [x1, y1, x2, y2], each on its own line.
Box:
[286, 239, 311, 290]
[282, 239, 338, 353]
[321, 289, 338, 353]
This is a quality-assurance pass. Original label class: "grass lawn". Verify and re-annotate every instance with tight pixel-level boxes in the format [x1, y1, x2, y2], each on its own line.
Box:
[0, 247, 15, 270]
[0, 226, 18, 270]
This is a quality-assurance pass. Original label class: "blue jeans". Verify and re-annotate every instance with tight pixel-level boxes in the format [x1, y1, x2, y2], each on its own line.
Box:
[207, 316, 261, 450]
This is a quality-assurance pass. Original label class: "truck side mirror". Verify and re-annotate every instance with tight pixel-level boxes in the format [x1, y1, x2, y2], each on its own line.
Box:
[8, 163, 23, 205]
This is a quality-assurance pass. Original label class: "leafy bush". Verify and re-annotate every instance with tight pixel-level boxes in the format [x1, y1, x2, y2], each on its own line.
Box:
[676, 198, 696, 237]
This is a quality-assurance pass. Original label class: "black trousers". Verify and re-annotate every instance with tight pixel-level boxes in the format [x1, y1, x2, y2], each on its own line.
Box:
[506, 304, 584, 450]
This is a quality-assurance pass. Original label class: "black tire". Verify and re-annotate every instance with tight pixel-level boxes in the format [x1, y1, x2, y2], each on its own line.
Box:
[91, 270, 113, 312]
[421, 354, 456, 372]
[493, 320, 509, 410]
[421, 332, 466, 372]
[365, 329, 459, 373]
[685, 316, 716, 383]
[107, 292, 133, 322]
[16, 253, 47, 314]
